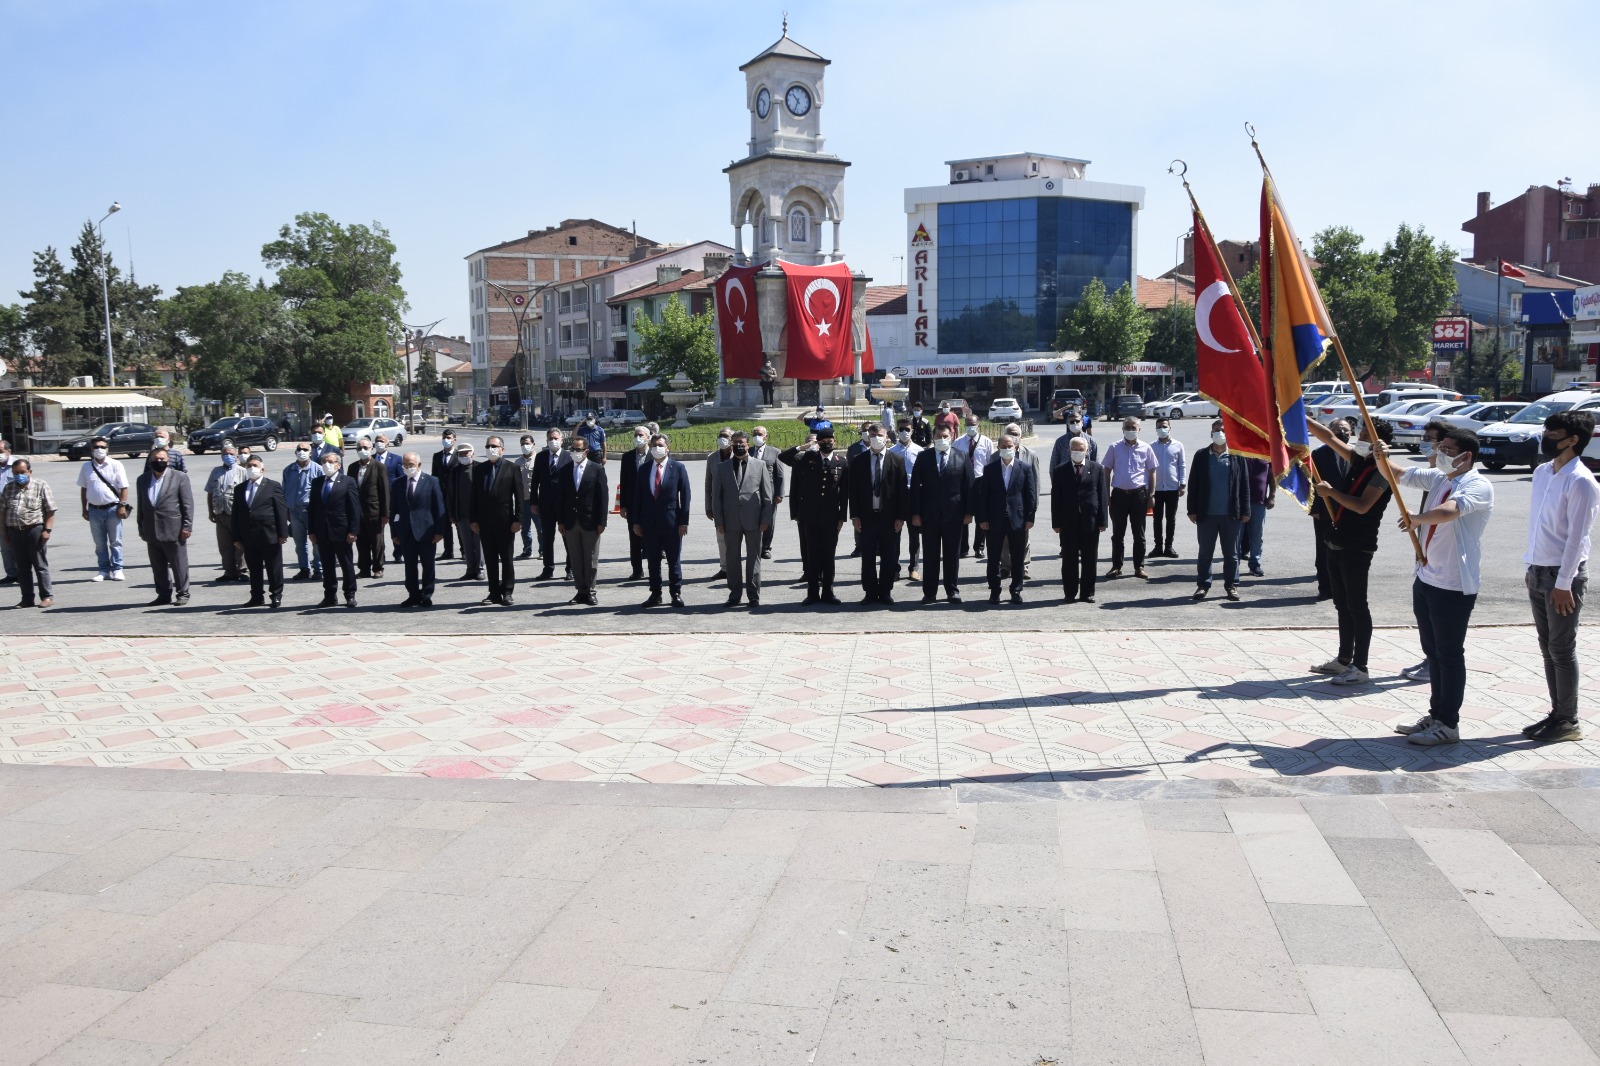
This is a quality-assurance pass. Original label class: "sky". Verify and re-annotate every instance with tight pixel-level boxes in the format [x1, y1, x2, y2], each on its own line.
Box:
[3, 0, 1594, 338]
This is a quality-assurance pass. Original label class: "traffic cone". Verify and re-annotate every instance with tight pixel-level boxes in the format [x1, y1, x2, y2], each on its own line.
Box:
[611, 485, 622, 515]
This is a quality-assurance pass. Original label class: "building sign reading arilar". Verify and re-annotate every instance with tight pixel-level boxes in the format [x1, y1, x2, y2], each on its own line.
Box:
[912, 223, 932, 348]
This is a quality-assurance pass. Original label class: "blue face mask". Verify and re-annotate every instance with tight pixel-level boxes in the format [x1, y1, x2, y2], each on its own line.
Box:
[223, 454, 237, 466]
[13, 474, 28, 486]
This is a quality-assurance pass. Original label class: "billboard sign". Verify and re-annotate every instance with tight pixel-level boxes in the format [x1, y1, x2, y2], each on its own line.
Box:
[1431, 317, 1470, 354]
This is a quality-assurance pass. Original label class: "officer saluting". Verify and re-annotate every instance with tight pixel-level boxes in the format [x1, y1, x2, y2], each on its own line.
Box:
[780, 420, 850, 605]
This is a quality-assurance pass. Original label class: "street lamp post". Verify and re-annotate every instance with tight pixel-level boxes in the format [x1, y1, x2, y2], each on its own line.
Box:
[402, 317, 445, 433]
[97, 202, 121, 385]
[485, 281, 545, 432]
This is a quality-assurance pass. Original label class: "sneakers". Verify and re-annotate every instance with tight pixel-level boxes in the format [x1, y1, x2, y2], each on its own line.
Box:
[1311, 658, 1349, 675]
[1523, 717, 1583, 743]
[1399, 661, 1430, 682]
[1407, 723, 1460, 746]
[1330, 666, 1371, 686]
[92, 573, 107, 582]
[109, 570, 125, 581]
[1395, 714, 1436, 735]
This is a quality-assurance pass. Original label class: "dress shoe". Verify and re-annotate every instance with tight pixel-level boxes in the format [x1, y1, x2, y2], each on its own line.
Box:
[802, 592, 820, 605]
[0, 576, 14, 585]
[269, 596, 282, 609]
[1224, 585, 1240, 601]
[246, 595, 266, 607]
[400, 595, 419, 608]
[318, 595, 338, 608]
[1134, 567, 1149, 579]
[1248, 566, 1264, 578]
[1105, 568, 1123, 579]
[345, 598, 357, 609]
[860, 594, 878, 605]
[501, 595, 515, 607]
[174, 594, 190, 607]
[419, 596, 433, 608]
[879, 592, 894, 605]
[921, 593, 937, 604]
[148, 595, 172, 607]
[585, 591, 598, 606]
[465, 571, 482, 581]
[989, 590, 1001, 604]
[1193, 587, 1208, 601]
[725, 594, 743, 608]
[480, 595, 499, 606]
[372, 569, 384, 578]
[294, 569, 311, 580]
[15, 599, 35, 608]
[948, 591, 962, 604]
[1079, 595, 1096, 603]
[516, 550, 533, 560]
[760, 549, 772, 559]
[749, 594, 761, 608]
[568, 592, 586, 605]
[711, 569, 726, 581]
[820, 593, 842, 605]
[440, 552, 455, 561]
[1010, 591, 1023, 604]
[848, 548, 861, 558]
[642, 592, 663, 608]
[356, 569, 372, 579]
[908, 569, 921, 582]
[628, 568, 643, 581]
[670, 591, 685, 608]
[535, 568, 553, 581]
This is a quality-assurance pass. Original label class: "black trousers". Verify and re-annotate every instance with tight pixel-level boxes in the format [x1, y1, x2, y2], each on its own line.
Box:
[8, 525, 50, 602]
[537, 509, 564, 570]
[357, 518, 385, 574]
[986, 525, 1027, 593]
[1312, 516, 1333, 598]
[858, 514, 900, 598]
[1109, 489, 1149, 568]
[1326, 544, 1374, 669]
[439, 508, 455, 557]
[320, 538, 357, 600]
[400, 535, 438, 598]
[1152, 489, 1181, 553]
[794, 518, 812, 582]
[922, 521, 964, 597]
[244, 541, 284, 599]
[643, 527, 683, 592]
[481, 526, 516, 599]
[760, 380, 775, 404]
[627, 523, 644, 572]
[799, 521, 840, 594]
[1059, 525, 1099, 600]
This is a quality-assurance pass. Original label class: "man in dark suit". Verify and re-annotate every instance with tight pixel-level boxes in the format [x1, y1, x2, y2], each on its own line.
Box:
[231, 456, 289, 608]
[447, 441, 482, 580]
[374, 433, 404, 564]
[1186, 419, 1253, 602]
[1050, 435, 1109, 603]
[909, 425, 974, 604]
[348, 438, 391, 580]
[845, 420, 874, 559]
[431, 429, 458, 559]
[978, 432, 1036, 604]
[391, 451, 447, 607]
[469, 435, 527, 606]
[781, 422, 850, 605]
[711, 431, 775, 608]
[135, 445, 194, 607]
[551, 435, 608, 605]
[529, 429, 570, 582]
[748, 424, 785, 559]
[616, 425, 652, 581]
[847, 425, 907, 605]
[632, 434, 691, 608]
[307, 450, 361, 608]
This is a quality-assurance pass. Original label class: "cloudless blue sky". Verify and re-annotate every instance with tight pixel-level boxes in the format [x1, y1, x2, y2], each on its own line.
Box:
[3, 0, 1593, 339]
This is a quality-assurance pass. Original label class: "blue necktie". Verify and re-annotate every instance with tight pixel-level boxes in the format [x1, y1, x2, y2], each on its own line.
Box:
[322, 479, 331, 504]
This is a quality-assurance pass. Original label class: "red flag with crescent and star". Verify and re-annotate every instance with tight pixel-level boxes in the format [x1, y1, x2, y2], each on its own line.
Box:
[779, 260, 855, 380]
[1192, 211, 1283, 468]
[714, 262, 765, 378]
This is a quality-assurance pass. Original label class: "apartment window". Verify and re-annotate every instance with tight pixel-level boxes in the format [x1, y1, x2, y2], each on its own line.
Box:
[559, 323, 573, 348]
[985, 163, 994, 176]
[573, 321, 589, 346]
[610, 306, 624, 330]
[567, 235, 578, 246]
[558, 289, 572, 314]
[572, 287, 589, 313]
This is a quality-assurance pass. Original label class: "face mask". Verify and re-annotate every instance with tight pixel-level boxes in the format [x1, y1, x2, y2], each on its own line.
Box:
[819, 441, 835, 454]
[154, 439, 169, 449]
[151, 460, 169, 473]
[635, 435, 648, 448]
[1123, 429, 1138, 442]
[296, 450, 310, 462]
[998, 447, 1016, 461]
[572, 450, 587, 462]
[442, 438, 455, 450]
[1541, 435, 1572, 459]
[322, 462, 339, 476]
[521, 442, 535, 455]
[403, 466, 420, 479]
[897, 431, 911, 444]
[752, 434, 766, 448]
[312, 434, 324, 443]
[1157, 427, 1170, 439]
[933, 438, 951, 453]
[91, 447, 107, 460]
[13, 474, 28, 485]
[717, 437, 730, 450]
[222, 454, 237, 467]
[375, 442, 387, 453]
[1419, 441, 1436, 460]
[649, 446, 667, 460]
[486, 446, 502, 459]
[457, 454, 474, 464]
[966, 425, 979, 437]
[1447, 450, 1471, 476]
[1350, 440, 1373, 458]
[548, 439, 561, 452]
[1071, 451, 1087, 465]
[358, 448, 372, 458]
[913, 409, 923, 416]
[1068, 421, 1081, 431]
[732, 444, 748, 457]
[585, 418, 594, 426]
[244, 466, 262, 481]
[869, 436, 886, 453]
[1211, 432, 1227, 447]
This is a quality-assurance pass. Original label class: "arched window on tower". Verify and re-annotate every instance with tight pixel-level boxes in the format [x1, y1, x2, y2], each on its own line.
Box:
[789, 209, 809, 245]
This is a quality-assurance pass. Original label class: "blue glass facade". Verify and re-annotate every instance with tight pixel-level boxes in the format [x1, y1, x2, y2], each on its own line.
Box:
[936, 197, 1133, 355]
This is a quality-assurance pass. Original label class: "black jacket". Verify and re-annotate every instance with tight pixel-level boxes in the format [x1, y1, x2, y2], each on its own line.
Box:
[1050, 458, 1109, 531]
[550, 458, 609, 531]
[616, 447, 650, 520]
[909, 447, 973, 527]
[847, 448, 908, 522]
[231, 477, 289, 548]
[1186, 449, 1252, 520]
[348, 457, 390, 525]
[308, 472, 362, 542]
[977, 457, 1037, 529]
[469, 458, 527, 529]
[530, 447, 571, 514]
[779, 445, 849, 525]
[446, 462, 475, 523]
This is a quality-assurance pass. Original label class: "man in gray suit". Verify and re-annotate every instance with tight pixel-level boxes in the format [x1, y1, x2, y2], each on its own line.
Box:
[136, 445, 195, 606]
[748, 424, 785, 560]
[711, 430, 775, 608]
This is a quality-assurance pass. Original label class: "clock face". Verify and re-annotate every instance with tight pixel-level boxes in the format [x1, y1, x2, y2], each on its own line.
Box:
[785, 85, 812, 117]
[755, 88, 770, 119]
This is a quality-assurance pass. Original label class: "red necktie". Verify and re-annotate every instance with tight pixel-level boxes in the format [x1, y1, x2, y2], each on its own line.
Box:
[654, 464, 662, 497]
[1422, 484, 1452, 562]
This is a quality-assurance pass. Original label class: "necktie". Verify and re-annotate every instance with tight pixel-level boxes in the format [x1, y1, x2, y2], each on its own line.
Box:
[1422, 484, 1454, 563]
[938, 452, 945, 475]
[322, 477, 332, 504]
[488, 462, 497, 492]
[654, 463, 662, 497]
[408, 477, 416, 499]
[247, 483, 256, 507]
[873, 454, 882, 506]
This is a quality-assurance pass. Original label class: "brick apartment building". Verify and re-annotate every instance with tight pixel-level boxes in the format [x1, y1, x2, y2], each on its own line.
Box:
[1464, 184, 1600, 285]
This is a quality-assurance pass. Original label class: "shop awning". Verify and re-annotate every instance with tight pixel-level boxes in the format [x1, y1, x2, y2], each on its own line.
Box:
[629, 378, 661, 391]
[587, 375, 648, 398]
[29, 390, 166, 409]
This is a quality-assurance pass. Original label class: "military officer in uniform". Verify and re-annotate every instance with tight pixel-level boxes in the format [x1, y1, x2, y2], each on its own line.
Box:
[780, 420, 850, 605]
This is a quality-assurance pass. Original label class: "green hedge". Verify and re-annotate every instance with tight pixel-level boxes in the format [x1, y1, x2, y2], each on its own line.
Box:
[641, 418, 1019, 455]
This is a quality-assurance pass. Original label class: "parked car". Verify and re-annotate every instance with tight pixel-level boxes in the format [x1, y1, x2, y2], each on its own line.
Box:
[1106, 394, 1145, 420]
[340, 417, 405, 448]
[1048, 388, 1084, 421]
[1435, 401, 1529, 433]
[987, 397, 1023, 422]
[187, 416, 281, 455]
[57, 422, 158, 461]
[563, 409, 601, 427]
[1477, 392, 1600, 471]
[1313, 388, 1459, 426]
[600, 410, 648, 428]
[1141, 392, 1219, 419]
[1388, 402, 1473, 450]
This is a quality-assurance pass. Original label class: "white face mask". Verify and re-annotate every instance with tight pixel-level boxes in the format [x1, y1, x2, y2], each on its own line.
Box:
[1419, 441, 1436, 463]
[154, 439, 169, 450]
[1122, 429, 1139, 442]
[635, 435, 648, 448]
[752, 434, 766, 448]
[547, 439, 561, 452]
[486, 446, 502, 459]
[312, 433, 324, 443]
[868, 436, 886, 452]
[296, 450, 310, 462]
[457, 453, 474, 464]
[1350, 440, 1373, 458]
[966, 425, 979, 437]
[521, 442, 535, 455]
[1071, 450, 1087, 465]
[404, 466, 421, 479]
[244, 466, 263, 481]
[1157, 426, 1170, 439]
[322, 462, 340, 476]
[998, 447, 1016, 462]
[649, 445, 667, 460]
[91, 447, 107, 460]
[933, 438, 952, 453]
[358, 447, 372, 458]
[1211, 431, 1227, 447]
[717, 437, 730, 450]
[375, 441, 387, 452]
[897, 431, 911, 444]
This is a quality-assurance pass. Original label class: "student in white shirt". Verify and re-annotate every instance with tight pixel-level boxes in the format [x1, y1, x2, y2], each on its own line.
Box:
[1373, 429, 1495, 747]
[1520, 410, 1600, 743]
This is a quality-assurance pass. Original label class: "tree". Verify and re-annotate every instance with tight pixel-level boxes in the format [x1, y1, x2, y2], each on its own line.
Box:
[0, 303, 27, 369]
[634, 295, 719, 396]
[261, 212, 408, 406]
[1143, 299, 1197, 380]
[1312, 226, 1395, 383]
[1235, 265, 1261, 330]
[166, 272, 297, 404]
[1055, 278, 1152, 392]
[413, 350, 453, 405]
[20, 247, 92, 385]
[1377, 223, 1458, 377]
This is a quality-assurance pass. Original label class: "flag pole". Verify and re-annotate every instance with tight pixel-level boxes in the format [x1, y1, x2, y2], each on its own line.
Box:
[1247, 125, 1424, 563]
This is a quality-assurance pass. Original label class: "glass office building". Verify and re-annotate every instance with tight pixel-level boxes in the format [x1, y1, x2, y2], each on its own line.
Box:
[935, 197, 1133, 356]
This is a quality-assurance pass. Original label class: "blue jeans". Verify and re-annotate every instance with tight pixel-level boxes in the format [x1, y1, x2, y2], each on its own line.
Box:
[521, 499, 538, 555]
[1237, 501, 1266, 569]
[87, 506, 124, 573]
[289, 508, 321, 573]
[1195, 516, 1241, 590]
[1412, 578, 1476, 728]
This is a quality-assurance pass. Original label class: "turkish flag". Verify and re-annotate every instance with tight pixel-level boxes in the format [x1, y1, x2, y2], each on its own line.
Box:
[780, 261, 854, 380]
[1498, 258, 1528, 279]
[714, 263, 765, 378]
[861, 322, 875, 376]
[1193, 213, 1284, 467]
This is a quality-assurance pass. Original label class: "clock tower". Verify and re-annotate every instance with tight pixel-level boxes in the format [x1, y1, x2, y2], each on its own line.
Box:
[726, 22, 849, 267]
